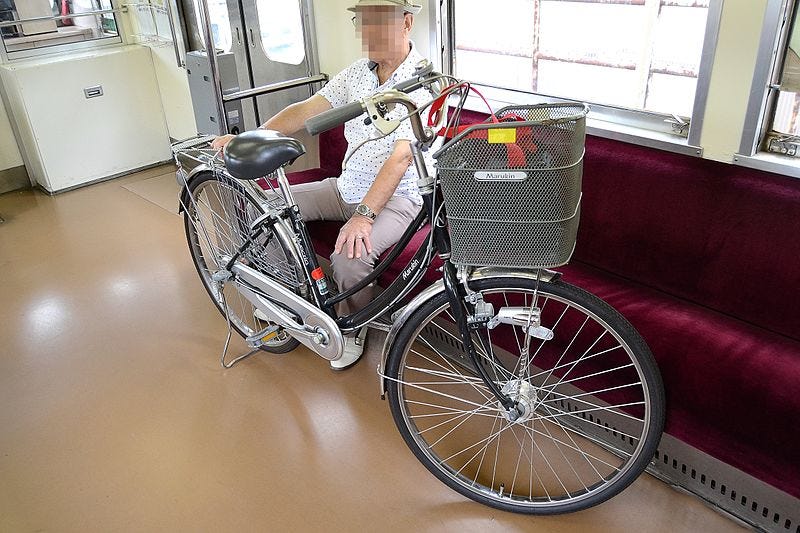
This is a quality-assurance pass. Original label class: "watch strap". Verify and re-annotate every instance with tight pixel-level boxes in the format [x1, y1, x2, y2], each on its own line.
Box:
[356, 203, 377, 220]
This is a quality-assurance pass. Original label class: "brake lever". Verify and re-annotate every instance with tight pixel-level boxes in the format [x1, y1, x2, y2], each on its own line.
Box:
[364, 98, 400, 135]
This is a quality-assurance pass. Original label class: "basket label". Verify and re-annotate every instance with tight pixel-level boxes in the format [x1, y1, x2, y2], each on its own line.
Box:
[474, 171, 527, 181]
[487, 128, 517, 144]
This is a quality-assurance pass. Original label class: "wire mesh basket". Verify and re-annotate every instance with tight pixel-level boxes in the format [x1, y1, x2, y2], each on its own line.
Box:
[433, 102, 589, 268]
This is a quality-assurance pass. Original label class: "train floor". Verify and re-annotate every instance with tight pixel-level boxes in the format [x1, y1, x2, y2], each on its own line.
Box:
[0, 165, 744, 532]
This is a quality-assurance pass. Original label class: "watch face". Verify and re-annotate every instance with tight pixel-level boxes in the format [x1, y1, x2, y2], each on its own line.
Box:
[357, 204, 374, 218]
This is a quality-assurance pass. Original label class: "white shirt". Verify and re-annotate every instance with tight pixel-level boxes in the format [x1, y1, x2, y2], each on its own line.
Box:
[316, 42, 433, 206]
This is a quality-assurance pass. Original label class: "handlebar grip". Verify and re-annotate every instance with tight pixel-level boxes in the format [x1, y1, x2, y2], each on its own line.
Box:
[305, 101, 365, 135]
[392, 77, 420, 93]
[393, 61, 435, 93]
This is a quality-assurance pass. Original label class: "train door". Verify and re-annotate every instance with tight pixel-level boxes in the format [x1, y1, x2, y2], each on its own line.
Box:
[182, 0, 320, 132]
[233, 0, 319, 128]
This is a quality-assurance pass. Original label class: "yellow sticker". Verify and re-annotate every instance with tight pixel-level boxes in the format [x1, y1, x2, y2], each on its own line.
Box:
[488, 128, 517, 144]
[262, 332, 278, 342]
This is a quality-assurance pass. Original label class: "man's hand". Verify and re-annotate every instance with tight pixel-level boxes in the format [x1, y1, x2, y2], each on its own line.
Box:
[334, 215, 374, 259]
[210, 134, 236, 151]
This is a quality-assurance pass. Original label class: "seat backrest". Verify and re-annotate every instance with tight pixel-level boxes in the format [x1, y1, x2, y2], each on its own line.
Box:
[576, 136, 800, 341]
[317, 125, 348, 177]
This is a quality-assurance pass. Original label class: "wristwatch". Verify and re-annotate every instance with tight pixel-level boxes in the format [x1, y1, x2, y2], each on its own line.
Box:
[355, 203, 377, 220]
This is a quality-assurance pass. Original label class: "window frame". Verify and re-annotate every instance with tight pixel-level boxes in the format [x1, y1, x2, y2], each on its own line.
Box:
[735, 0, 800, 178]
[0, 0, 124, 63]
[436, 0, 724, 157]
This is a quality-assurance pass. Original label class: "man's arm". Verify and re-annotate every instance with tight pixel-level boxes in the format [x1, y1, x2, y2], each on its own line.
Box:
[262, 94, 332, 136]
[211, 94, 332, 149]
[360, 140, 412, 215]
[334, 140, 413, 259]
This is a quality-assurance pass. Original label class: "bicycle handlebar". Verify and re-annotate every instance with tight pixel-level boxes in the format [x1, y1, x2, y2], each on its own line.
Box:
[304, 65, 442, 140]
[391, 59, 435, 93]
[305, 101, 365, 135]
[304, 91, 434, 143]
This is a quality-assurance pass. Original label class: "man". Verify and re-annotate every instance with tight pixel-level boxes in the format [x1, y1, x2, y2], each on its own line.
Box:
[212, 0, 429, 370]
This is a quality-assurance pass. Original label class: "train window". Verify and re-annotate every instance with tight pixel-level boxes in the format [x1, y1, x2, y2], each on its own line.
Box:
[453, 0, 708, 117]
[0, 0, 120, 60]
[766, 4, 800, 142]
[195, 0, 231, 53]
[737, 0, 800, 174]
[445, 0, 717, 150]
[256, 0, 305, 65]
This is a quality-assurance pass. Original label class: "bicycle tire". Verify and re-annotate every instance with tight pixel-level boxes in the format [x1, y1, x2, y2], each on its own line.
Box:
[183, 170, 301, 354]
[385, 276, 665, 514]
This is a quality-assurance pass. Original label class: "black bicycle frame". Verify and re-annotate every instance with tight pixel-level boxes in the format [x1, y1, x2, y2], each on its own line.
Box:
[280, 189, 440, 334]
[223, 147, 517, 412]
[273, 181, 517, 412]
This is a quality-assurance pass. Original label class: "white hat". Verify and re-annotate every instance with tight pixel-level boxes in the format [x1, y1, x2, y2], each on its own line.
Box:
[347, 0, 422, 15]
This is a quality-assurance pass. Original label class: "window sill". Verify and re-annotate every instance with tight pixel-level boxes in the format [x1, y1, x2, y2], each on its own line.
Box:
[458, 90, 703, 158]
[1, 35, 122, 63]
[585, 117, 703, 158]
[733, 152, 800, 179]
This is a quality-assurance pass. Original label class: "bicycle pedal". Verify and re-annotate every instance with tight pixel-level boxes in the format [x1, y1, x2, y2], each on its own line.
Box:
[246, 325, 281, 347]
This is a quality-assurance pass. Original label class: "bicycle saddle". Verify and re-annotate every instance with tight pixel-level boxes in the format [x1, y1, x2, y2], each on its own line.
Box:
[223, 129, 306, 180]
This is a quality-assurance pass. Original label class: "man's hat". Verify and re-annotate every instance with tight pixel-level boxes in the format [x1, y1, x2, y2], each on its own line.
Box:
[347, 0, 423, 15]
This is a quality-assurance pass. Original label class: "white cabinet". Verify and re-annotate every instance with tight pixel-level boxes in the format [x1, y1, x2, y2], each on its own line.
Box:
[0, 45, 171, 193]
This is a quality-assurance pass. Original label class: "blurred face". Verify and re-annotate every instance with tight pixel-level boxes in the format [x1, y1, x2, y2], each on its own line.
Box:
[353, 7, 412, 62]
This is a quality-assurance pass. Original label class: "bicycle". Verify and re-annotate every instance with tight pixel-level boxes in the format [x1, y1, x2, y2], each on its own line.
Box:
[173, 62, 665, 515]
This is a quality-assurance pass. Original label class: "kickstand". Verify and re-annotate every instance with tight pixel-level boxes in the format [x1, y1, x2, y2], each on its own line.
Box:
[218, 290, 259, 368]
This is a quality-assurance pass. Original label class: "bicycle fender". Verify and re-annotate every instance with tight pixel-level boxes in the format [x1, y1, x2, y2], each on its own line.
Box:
[378, 267, 561, 398]
[177, 164, 213, 213]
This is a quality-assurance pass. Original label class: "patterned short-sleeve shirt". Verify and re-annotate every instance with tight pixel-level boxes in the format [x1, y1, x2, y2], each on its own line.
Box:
[317, 41, 432, 206]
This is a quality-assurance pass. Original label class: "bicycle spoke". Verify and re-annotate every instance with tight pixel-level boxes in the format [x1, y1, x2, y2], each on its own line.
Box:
[517, 422, 621, 473]
[537, 400, 646, 425]
[388, 280, 663, 512]
[539, 407, 603, 486]
[413, 339, 495, 403]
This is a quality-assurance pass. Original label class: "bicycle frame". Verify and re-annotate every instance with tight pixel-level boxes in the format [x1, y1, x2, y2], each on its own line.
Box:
[188, 86, 529, 416]
[230, 147, 521, 415]
[239, 164, 440, 335]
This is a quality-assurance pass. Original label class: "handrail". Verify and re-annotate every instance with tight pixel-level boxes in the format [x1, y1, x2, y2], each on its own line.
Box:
[193, 0, 227, 134]
[122, 2, 184, 68]
[222, 74, 328, 103]
[0, 8, 123, 29]
[164, 0, 182, 68]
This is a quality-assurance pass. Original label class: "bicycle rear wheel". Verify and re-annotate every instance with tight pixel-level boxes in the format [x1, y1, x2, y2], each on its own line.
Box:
[385, 276, 664, 514]
[183, 170, 301, 353]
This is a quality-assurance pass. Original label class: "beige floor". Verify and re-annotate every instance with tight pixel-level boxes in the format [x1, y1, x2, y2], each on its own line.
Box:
[0, 167, 744, 532]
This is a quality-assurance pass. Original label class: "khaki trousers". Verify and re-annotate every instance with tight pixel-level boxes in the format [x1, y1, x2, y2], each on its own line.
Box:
[291, 177, 420, 316]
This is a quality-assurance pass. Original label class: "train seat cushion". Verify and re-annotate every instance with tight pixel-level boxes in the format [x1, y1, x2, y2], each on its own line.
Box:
[556, 261, 800, 498]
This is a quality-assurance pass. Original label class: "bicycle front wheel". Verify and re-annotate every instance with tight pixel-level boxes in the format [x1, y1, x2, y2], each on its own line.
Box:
[183, 171, 301, 353]
[385, 276, 664, 514]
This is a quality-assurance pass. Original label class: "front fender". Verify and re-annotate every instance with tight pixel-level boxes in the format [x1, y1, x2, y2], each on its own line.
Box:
[377, 266, 561, 397]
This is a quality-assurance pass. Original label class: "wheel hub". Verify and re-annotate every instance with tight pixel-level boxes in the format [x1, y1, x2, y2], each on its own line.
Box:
[499, 380, 538, 423]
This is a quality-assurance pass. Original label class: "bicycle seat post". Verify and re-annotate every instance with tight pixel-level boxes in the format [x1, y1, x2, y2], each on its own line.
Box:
[273, 167, 297, 208]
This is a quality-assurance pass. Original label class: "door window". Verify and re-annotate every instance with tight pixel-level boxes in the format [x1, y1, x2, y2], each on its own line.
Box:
[256, 0, 305, 65]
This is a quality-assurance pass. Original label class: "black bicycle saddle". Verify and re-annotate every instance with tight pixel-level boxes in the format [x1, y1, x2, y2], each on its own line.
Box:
[223, 129, 306, 180]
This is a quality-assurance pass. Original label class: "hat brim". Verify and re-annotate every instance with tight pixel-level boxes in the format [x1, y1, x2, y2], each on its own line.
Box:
[347, 1, 422, 15]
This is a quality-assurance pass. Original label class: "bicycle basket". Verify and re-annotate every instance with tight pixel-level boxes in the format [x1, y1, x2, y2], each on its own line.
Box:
[433, 102, 589, 269]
